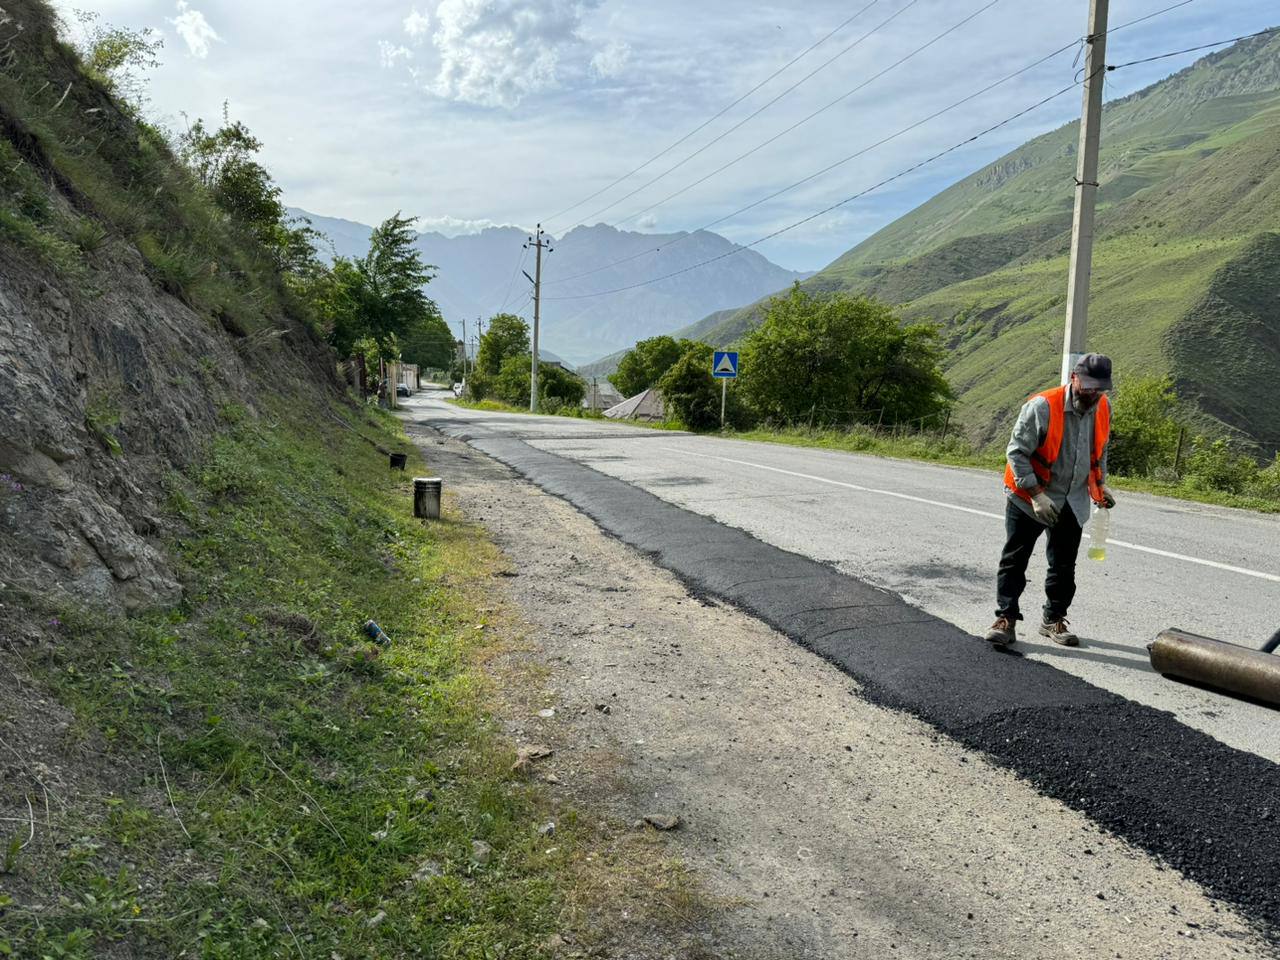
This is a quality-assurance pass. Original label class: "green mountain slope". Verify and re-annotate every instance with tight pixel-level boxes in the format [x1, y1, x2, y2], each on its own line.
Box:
[671, 30, 1280, 452]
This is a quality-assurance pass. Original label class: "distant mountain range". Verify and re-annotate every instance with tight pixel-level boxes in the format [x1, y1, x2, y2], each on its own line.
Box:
[636, 31, 1280, 452]
[287, 208, 810, 367]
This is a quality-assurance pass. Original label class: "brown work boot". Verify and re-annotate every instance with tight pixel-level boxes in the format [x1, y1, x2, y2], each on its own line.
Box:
[985, 616, 1016, 647]
[1039, 616, 1079, 647]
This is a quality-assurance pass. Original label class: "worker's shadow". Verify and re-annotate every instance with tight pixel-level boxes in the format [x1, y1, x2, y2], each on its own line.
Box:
[1023, 635, 1157, 674]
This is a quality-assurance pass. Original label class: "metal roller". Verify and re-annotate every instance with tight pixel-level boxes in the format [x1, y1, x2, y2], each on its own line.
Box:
[1149, 628, 1280, 707]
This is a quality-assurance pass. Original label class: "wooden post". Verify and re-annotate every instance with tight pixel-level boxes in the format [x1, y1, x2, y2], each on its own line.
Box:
[941, 408, 951, 440]
[1173, 425, 1187, 477]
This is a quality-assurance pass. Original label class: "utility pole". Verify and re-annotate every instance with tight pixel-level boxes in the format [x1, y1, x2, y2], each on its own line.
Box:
[1060, 0, 1109, 385]
[524, 225, 552, 412]
[461, 317, 469, 384]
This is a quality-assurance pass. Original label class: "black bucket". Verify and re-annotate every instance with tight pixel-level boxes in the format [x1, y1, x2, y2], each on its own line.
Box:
[389, 452, 408, 471]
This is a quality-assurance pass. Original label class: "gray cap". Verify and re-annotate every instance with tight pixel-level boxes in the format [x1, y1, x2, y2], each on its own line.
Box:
[1074, 353, 1112, 391]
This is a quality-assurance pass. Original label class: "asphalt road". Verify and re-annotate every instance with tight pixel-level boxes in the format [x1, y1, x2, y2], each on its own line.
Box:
[410, 394, 1280, 766]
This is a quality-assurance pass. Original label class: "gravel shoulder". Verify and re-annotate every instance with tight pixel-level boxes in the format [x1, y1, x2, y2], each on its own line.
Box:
[406, 421, 1272, 959]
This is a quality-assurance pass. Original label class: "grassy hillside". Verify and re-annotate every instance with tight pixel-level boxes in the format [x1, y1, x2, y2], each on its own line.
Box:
[672, 31, 1280, 452]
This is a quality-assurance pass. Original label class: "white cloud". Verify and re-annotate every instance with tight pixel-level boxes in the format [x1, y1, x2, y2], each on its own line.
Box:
[403, 7, 431, 41]
[379, 41, 413, 69]
[430, 0, 603, 109]
[417, 214, 523, 236]
[168, 1, 220, 60]
[635, 214, 658, 230]
[590, 39, 630, 79]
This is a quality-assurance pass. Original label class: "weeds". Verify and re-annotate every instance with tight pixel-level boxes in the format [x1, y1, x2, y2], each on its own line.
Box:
[84, 391, 123, 456]
[0, 404, 572, 957]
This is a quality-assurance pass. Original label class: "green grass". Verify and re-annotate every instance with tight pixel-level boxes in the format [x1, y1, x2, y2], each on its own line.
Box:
[0, 402, 579, 958]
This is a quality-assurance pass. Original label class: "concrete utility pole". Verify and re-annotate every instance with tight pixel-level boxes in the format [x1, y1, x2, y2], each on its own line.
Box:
[461, 317, 469, 384]
[1061, 0, 1109, 385]
[524, 225, 552, 412]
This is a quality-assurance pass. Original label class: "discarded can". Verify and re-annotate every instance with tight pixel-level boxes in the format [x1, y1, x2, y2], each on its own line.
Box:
[363, 620, 392, 645]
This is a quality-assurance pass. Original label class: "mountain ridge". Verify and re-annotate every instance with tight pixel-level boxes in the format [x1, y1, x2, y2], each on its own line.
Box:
[287, 208, 811, 366]
[657, 29, 1280, 451]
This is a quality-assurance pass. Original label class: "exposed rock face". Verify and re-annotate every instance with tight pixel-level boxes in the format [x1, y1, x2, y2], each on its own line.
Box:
[0, 236, 335, 612]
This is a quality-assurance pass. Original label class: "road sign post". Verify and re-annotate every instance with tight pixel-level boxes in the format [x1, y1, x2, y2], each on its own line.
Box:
[712, 351, 738, 428]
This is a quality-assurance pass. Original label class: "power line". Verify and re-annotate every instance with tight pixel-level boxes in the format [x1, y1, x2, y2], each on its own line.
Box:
[543, 0, 884, 227]
[546, 18, 1241, 307]
[545, 73, 1096, 303]
[496, 244, 529, 313]
[1106, 26, 1278, 71]
[609, 0, 1001, 231]
[556, 0, 930, 234]
[540, 0, 1204, 289]
[544, 33, 1076, 288]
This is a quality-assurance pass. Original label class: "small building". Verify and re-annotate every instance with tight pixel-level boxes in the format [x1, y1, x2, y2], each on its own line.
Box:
[583, 381, 623, 411]
[604, 388, 665, 422]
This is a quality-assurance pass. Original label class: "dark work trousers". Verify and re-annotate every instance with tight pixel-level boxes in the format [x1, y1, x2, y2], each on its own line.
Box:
[995, 498, 1083, 622]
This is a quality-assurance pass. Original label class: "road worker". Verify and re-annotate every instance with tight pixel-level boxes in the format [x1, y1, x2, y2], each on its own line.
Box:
[985, 353, 1116, 648]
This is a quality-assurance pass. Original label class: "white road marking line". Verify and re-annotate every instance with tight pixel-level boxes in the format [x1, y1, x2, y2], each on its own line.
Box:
[659, 446, 1280, 585]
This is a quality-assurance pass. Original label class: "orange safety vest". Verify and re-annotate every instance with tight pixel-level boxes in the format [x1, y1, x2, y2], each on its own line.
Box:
[1003, 385, 1111, 507]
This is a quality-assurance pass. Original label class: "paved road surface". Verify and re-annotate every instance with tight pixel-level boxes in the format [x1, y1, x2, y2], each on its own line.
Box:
[410, 395, 1280, 765]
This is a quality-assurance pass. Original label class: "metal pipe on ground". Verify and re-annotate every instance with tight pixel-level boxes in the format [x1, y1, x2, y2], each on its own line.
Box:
[413, 477, 442, 520]
[1148, 628, 1280, 707]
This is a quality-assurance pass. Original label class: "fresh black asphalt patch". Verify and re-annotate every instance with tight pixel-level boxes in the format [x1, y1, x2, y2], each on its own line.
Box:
[426, 419, 1280, 935]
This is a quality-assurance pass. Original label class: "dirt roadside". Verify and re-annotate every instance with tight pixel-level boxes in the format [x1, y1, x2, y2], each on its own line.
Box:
[405, 421, 1273, 959]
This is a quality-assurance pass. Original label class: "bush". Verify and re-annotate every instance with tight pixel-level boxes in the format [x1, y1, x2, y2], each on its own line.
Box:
[740, 285, 951, 427]
[609, 335, 689, 397]
[1247, 458, 1280, 500]
[492, 355, 585, 408]
[657, 342, 748, 430]
[1108, 376, 1181, 477]
[1181, 438, 1259, 494]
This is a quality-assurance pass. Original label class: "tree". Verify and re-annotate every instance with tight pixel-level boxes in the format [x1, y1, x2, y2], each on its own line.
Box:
[493, 355, 585, 410]
[397, 312, 456, 371]
[176, 107, 320, 275]
[322, 213, 439, 358]
[658, 342, 722, 430]
[609, 335, 688, 397]
[74, 10, 163, 112]
[740, 286, 951, 426]
[475, 314, 530, 376]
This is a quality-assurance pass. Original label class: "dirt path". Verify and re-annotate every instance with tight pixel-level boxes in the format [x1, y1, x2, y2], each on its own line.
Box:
[406, 423, 1272, 959]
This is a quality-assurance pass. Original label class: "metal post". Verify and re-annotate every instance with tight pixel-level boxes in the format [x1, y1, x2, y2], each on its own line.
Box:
[721, 378, 727, 428]
[1060, 0, 1109, 385]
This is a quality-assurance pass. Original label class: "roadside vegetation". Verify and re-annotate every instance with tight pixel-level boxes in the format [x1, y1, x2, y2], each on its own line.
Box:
[539, 286, 1279, 511]
[460, 313, 587, 414]
[0, 7, 708, 955]
[0, 403, 586, 957]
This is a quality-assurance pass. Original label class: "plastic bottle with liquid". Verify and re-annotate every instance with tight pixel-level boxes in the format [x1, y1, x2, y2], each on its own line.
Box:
[1087, 505, 1110, 562]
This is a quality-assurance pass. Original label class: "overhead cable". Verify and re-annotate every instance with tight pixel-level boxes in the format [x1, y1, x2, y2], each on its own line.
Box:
[542, 0, 1206, 288]
[556, 0, 930, 233]
[608, 0, 1002, 231]
[544, 74, 1096, 303]
[543, 0, 884, 227]
[1107, 26, 1278, 71]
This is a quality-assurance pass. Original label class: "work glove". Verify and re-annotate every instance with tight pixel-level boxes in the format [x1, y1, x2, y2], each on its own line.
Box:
[1100, 485, 1116, 509]
[1031, 490, 1060, 526]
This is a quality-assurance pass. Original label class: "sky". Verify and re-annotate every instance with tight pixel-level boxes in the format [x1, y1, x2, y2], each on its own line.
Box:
[54, 0, 1273, 272]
